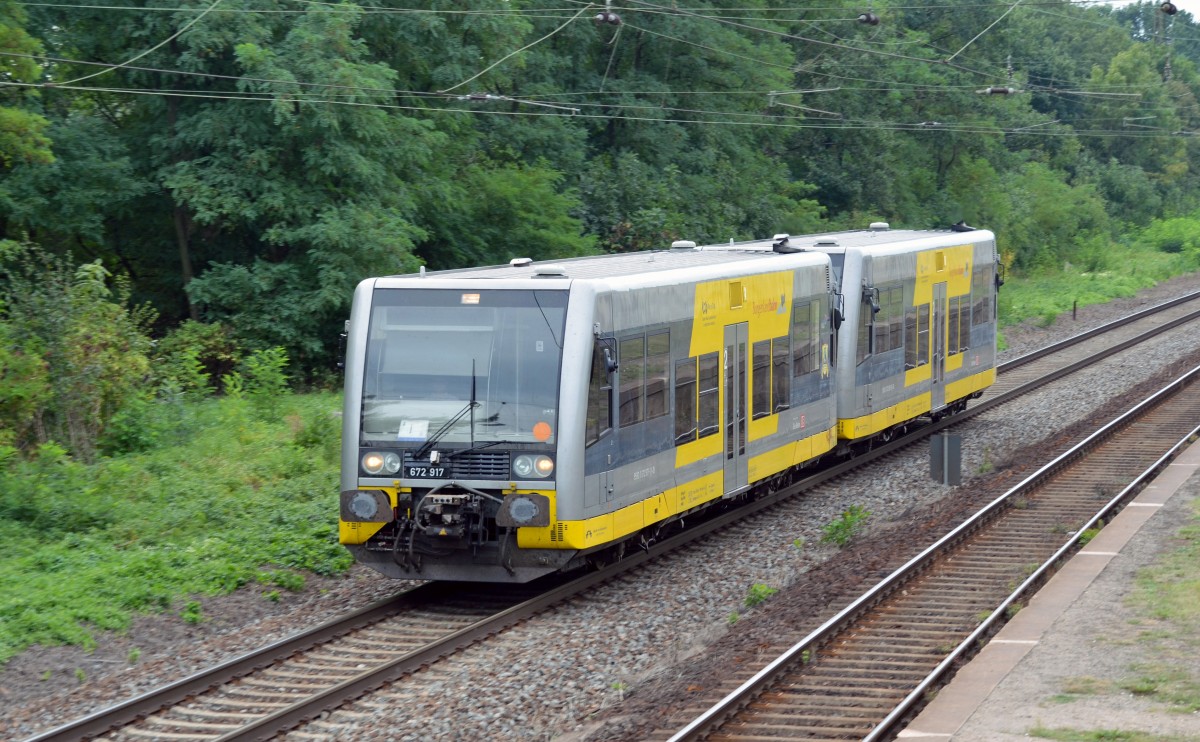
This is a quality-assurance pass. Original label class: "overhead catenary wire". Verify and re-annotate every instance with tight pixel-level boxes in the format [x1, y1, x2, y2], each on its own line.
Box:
[2, 78, 1189, 139]
[6, 1, 1194, 139]
[438, 5, 590, 94]
[48, 0, 225, 86]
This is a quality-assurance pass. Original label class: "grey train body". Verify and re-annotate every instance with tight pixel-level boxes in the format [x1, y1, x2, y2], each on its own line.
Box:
[340, 225, 1000, 582]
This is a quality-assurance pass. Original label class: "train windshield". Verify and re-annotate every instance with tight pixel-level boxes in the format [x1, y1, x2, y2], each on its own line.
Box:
[360, 288, 568, 446]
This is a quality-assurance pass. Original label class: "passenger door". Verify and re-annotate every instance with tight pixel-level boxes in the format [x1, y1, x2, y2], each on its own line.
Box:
[723, 323, 749, 495]
[931, 281, 947, 410]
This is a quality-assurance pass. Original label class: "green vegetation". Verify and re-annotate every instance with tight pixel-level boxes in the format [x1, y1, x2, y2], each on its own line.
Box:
[744, 583, 779, 608]
[820, 505, 871, 547]
[4, 0, 1200, 671]
[1037, 498, 1200, 737]
[0, 1, 1198, 376]
[1116, 497, 1200, 713]
[1030, 728, 1193, 742]
[997, 236, 1199, 329]
[0, 383, 349, 664]
[1079, 521, 1104, 546]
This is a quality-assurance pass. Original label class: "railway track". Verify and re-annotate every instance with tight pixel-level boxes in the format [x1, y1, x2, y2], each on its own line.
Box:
[663, 366, 1200, 741]
[26, 292, 1200, 742]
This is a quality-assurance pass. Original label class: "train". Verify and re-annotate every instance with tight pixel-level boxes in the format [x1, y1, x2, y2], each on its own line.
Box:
[339, 224, 1001, 582]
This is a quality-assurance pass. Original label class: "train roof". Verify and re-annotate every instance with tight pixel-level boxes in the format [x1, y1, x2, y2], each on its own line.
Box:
[700, 225, 995, 256]
[390, 225, 993, 283]
[390, 243, 829, 282]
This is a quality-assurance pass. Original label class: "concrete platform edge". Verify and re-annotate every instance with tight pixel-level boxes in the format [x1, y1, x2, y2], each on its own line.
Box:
[898, 439, 1200, 740]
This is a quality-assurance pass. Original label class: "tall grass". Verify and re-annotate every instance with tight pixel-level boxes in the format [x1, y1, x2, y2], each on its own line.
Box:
[998, 237, 1200, 330]
[0, 392, 349, 664]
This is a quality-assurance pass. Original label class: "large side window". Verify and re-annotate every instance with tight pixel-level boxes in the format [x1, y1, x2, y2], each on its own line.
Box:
[873, 286, 903, 353]
[646, 332, 670, 421]
[674, 357, 697, 445]
[959, 295, 972, 351]
[585, 341, 612, 447]
[619, 336, 645, 427]
[698, 352, 720, 438]
[917, 303, 930, 366]
[904, 306, 917, 369]
[793, 301, 818, 375]
[972, 265, 992, 326]
[772, 336, 790, 412]
[855, 298, 872, 365]
[904, 303, 931, 369]
[949, 295, 970, 354]
[752, 340, 771, 419]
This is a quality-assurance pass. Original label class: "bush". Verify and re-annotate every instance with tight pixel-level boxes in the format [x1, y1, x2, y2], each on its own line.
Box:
[0, 244, 154, 461]
[821, 505, 870, 547]
[154, 321, 242, 393]
[0, 322, 50, 449]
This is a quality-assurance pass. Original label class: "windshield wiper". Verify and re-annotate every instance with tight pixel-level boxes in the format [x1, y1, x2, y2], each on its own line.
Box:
[442, 440, 502, 459]
[414, 400, 478, 461]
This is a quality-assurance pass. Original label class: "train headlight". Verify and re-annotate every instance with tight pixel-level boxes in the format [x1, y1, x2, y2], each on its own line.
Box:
[362, 452, 402, 475]
[513, 455, 554, 479]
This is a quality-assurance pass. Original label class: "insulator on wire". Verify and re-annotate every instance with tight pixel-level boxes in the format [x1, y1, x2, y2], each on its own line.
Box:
[858, 11, 880, 25]
[977, 86, 1018, 95]
[594, 11, 621, 25]
[1161, 1, 1178, 14]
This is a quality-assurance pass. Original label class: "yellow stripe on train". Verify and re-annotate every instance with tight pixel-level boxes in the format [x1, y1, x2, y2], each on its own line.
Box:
[521, 426, 836, 550]
[838, 367, 996, 440]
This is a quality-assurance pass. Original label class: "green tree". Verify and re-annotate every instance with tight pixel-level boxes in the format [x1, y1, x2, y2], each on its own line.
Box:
[0, 0, 52, 168]
[0, 243, 153, 461]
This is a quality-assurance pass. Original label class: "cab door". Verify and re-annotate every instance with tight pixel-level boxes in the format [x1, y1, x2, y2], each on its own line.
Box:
[723, 323, 749, 495]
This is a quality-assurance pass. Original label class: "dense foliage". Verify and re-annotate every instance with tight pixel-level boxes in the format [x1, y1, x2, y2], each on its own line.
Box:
[0, 0, 1198, 374]
[3, 0, 1200, 663]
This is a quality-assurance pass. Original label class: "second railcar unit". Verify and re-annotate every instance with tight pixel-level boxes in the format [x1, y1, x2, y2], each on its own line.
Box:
[707, 224, 1001, 448]
[340, 248, 839, 582]
[826, 226, 999, 445]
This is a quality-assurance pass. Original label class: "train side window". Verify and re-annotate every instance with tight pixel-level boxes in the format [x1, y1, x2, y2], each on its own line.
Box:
[585, 341, 612, 447]
[646, 332, 670, 420]
[947, 297, 962, 356]
[752, 340, 771, 419]
[793, 301, 818, 375]
[821, 294, 836, 368]
[619, 336, 645, 427]
[674, 357, 697, 445]
[698, 352, 720, 438]
[904, 304, 924, 370]
[772, 336, 790, 412]
[856, 298, 871, 365]
[917, 303, 931, 366]
[889, 289, 904, 351]
[873, 286, 903, 353]
[954, 296, 971, 353]
[972, 266, 992, 326]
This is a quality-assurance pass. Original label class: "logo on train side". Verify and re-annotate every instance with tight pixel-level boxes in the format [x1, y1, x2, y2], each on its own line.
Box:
[752, 296, 780, 315]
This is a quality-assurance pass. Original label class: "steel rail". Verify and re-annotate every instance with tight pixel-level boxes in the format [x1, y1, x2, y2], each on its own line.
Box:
[865, 369, 1200, 741]
[995, 288, 1200, 375]
[23, 589, 427, 742]
[667, 366, 1200, 741]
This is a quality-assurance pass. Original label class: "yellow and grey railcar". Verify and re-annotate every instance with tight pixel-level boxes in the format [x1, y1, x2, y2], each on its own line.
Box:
[707, 224, 1000, 448]
[339, 247, 838, 582]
